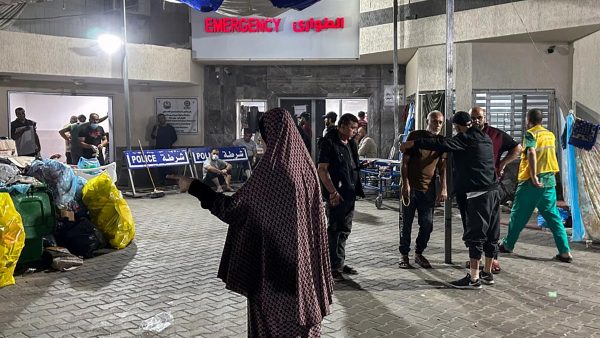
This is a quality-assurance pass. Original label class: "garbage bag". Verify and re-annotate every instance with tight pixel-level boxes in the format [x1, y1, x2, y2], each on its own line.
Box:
[82, 173, 135, 249]
[27, 159, 86, 212]
[55, 218, 106, 258]
[0, 193, 26, 288]
[77, 157, 101, 175]
[0, 163, 19, 183]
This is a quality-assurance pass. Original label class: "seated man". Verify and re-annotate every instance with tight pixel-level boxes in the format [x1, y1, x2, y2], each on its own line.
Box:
[232, 128, 258, 180]
[356, 127, 377, 159]
[203, 148, 233, 192]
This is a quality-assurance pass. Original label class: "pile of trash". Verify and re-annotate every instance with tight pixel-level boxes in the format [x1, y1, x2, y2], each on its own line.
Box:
[0, 155, 135, 288]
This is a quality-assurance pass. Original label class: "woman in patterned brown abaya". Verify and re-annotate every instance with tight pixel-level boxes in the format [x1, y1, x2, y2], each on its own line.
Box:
[168, 107, 333, 337]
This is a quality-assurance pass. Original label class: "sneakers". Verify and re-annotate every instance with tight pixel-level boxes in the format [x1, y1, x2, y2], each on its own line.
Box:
[480, 271, 495, 285]
[450, 273, 482, 289]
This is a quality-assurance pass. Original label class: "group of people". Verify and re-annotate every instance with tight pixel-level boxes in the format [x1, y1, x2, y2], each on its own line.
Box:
[400, 107, 572, 289]
[59, 113, 109, 165]
[164, 105, 572, 336]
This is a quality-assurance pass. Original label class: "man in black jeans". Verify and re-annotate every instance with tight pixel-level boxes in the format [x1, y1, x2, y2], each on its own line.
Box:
[318, 113, 364, 281]
[399, 111, 447, 269]
[401, 111, 499, 289]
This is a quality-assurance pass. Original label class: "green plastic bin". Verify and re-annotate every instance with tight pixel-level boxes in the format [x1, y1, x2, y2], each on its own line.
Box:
[10, 185, 56, 265]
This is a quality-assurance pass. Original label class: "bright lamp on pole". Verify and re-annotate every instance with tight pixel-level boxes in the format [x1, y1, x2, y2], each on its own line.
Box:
[98, 34, 123, 54]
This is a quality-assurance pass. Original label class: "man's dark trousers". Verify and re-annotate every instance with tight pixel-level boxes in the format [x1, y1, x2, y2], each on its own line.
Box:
[462, 189, 501, 260]
[326, 200, 355, 271]
[399, 184, 436, 255]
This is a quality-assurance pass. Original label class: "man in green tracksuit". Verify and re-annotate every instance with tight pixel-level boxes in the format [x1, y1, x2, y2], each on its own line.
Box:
[500, 109, 573, 262]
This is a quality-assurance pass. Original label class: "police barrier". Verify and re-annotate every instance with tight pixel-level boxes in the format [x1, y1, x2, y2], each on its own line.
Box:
[123, 149, 194, 197]
[188, 146, 251, 180]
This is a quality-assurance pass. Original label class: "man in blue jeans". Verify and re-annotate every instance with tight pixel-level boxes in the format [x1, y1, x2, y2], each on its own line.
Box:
[399, 111, 447, 269]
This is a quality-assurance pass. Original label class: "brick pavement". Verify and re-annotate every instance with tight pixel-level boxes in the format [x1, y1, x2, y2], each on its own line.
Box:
[1, 193, 599, 337]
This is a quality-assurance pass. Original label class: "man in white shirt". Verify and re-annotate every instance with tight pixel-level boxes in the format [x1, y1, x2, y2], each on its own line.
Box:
[203, 148, 233, 192]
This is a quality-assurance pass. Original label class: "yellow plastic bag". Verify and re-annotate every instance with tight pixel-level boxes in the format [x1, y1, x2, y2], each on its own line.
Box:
[82, 173, 135, 249]
[0, 193, 25, 288]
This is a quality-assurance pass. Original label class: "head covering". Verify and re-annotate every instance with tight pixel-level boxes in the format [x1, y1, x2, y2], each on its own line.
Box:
[300, 112, 310, 120]
[452, 111, 471, 126]
[322, 112, 337, 121]
[211, 107, 332, 327]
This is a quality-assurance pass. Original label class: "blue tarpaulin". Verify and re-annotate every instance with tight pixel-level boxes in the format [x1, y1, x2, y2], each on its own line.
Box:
[565, 112, 586, 241]
[270, 0, 320, 10]
[177, 0, 320, 12]
[177, 0, 224, 12]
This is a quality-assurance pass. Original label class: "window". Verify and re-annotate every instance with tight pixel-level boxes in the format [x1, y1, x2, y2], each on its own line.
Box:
[474, 91, 554, 141]
[325, 99, 369, 122]
[236, 100, 267, 139]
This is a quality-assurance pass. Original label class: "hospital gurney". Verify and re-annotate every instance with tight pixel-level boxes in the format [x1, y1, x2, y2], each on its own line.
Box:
[360, 158, 402, 209]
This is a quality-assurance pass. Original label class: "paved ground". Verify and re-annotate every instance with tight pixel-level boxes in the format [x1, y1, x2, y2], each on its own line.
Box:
[1, 192, 599, 338]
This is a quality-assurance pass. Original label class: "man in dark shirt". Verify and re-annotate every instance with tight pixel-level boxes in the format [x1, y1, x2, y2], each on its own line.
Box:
[151, 113, 178, 149]
[467, 106, 522, 273]
[151, 113, 178, 185]
[318, 113, 364, 281]
[10, 107, 41, 157]
[399, 111, 447, 269]
[78, 113, 106, 165]
[401, 111, 499, 289]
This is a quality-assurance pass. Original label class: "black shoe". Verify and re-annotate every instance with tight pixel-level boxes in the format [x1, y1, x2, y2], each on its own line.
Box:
[342, 265, 358, 275]
[332, 270, 345, 281]
[499, 243, 512, 254]
[554, 254, 573, 263]
[480, 271, 495, 285]
[450, 274, 482, 289]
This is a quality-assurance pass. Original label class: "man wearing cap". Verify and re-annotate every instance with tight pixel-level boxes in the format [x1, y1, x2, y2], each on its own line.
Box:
[323, 112, 337, 137]
[401, 111, 499, 289]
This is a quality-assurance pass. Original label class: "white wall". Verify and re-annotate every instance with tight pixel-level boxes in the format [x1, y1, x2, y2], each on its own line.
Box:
[0, 77, 205, 155]
[8, 93, 110, 160]
[0, 30, 196, 84]
[360, 0, 600, 56]
[573, 29, 600, 121]
[472, 42, 572, 112]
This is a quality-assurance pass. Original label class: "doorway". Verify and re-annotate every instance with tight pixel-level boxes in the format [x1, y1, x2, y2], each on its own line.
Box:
[7, 92, 113, 163]
[279, 98, 326, 160]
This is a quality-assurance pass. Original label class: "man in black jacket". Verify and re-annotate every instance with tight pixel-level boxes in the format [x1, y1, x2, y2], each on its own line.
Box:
[318, 113, 365, 281]
[400, 111, 499, 289]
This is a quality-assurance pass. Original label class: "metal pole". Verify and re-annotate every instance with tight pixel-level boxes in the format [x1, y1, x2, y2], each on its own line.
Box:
[393, 0, 399, 139]
[122, 0, 132, 150]
[444, 0, 454, 264]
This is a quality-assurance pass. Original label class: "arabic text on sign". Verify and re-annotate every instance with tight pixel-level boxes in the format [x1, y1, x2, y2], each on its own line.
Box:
[292, 17, 344, 33]
[205, 18, 282, 33]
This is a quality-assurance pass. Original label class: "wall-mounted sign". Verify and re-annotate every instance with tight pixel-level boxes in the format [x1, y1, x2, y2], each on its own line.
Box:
[384, 85, 406, 107]
[191, 0, 358, 60]
[155, 98, 198, 135]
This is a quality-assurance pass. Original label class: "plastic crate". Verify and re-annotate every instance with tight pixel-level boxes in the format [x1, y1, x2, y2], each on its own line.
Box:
[10, 185, 56, 265]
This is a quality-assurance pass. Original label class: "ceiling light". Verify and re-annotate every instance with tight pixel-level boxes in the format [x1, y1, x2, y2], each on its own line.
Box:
[98, 34, 123, 54]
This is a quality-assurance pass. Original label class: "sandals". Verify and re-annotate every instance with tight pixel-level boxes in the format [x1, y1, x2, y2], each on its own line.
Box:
[398, 256, 411, 269]
[415, 254, 432, 269]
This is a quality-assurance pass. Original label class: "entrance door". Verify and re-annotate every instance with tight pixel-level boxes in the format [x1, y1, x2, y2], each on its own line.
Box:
[279, 99, 326, 161]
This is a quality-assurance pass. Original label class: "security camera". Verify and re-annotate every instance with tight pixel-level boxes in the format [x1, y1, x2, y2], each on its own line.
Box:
[547, 46, 555, 54]
[223, 67, 232, 75]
